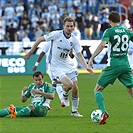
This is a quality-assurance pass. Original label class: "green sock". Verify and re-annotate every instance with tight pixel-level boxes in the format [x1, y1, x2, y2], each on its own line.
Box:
[0, 109, 10, 117]
[17, 106, 31, 117]
[94, 91, 106, 114]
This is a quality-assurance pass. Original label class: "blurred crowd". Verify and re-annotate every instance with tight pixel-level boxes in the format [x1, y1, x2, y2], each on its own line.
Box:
[0, 0, 131, 42]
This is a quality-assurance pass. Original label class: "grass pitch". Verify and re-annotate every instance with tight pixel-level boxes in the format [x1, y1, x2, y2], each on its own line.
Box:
[0, 73, 132, 133]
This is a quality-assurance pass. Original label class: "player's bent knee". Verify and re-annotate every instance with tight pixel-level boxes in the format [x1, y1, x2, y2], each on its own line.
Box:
[28, 104, 35, 111]
[64, 82, 73, 90]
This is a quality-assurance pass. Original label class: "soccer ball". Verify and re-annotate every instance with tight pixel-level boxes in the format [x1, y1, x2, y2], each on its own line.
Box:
[91, 109, 102, 122]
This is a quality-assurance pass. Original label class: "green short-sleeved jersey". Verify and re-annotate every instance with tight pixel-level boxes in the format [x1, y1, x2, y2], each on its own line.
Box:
[97, 26, 133, 88]
[25, 82, 54, 106]
[102, 26, 133, 66]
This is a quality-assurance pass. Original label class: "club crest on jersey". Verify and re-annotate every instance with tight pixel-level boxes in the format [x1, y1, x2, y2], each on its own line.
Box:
[70, 42, 73, 46]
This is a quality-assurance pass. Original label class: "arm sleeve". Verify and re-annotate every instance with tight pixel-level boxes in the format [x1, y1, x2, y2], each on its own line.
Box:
[43, 42, 51, 53]
[73, 35, 82, 54]
[102, 29, 110, 42]
[43, 31, 61, 42]
[45, 83, 55, 94]
[24, 83, 34, 98]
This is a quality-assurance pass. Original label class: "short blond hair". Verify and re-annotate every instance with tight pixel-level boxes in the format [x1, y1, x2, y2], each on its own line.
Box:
[63, 16, 75, 26]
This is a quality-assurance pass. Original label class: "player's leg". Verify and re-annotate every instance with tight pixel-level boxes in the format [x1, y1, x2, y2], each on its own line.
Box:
[118, 68, 133, 97]
[94, 84, 109, 124]
[64, 70, 82, 117]
[95, 67, 118, 124]
[94, 84, 106, 114]
[71, 80, 83, 117]
[51, 68, 73, 106]
[16, 104, 48, 117]
[60, 76, 73, 106]
[52, 78, 64, 107]
[31, 105, 48, 117]
[56, 83, 65, 107]
[0, 105, 24, 117]
[61, 76, 73, 91]
[126, 88, 133, 97]
[0, 107, 10, 117]
[16, 104, 34, 117]
[95, 66, 118, 113]
[49, 69, 64, 107]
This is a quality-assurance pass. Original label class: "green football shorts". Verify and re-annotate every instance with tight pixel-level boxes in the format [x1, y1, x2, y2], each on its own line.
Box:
[97, 65, 133, 88]
[31, 105, 48, 117]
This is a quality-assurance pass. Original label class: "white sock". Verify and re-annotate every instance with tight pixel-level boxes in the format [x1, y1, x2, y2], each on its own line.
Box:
[56, 84, 64, 103]
[72, 97, 79, 112]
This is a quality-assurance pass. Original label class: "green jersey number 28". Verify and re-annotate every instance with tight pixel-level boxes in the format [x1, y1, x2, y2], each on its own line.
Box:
[113, 35, 129, 52]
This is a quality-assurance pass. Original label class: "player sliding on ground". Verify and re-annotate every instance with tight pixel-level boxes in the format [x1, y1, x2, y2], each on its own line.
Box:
[0, 71, 55, 118]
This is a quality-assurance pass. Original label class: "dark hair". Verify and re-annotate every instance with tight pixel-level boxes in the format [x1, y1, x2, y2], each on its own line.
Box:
[108, 11, 120, 23]
[63, 16, 75, 26]
[33, 71, 43, 78]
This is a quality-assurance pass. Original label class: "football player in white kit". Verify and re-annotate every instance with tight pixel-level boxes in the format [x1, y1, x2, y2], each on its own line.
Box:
[32, 42, 73, 107]
[24, 16, 94, 117]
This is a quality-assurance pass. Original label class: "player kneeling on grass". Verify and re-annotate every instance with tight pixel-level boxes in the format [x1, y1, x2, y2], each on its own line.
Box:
[0, 71, 55, 118]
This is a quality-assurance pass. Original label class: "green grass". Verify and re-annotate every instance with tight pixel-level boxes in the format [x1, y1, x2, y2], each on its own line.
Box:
[0, 74, 132, 133]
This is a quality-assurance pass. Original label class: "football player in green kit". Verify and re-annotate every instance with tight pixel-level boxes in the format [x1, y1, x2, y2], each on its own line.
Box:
[0, 71, 55, 118]
[88, 11, 133, 125]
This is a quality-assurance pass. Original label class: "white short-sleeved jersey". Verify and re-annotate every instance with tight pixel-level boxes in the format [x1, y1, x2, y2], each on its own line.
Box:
[42, 41, 78, 82]
[43, 30, 81, 73]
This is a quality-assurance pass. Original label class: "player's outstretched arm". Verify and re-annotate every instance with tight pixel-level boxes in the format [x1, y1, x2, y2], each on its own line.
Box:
[90, 41, 107, 60]
[88, 41, 107, 70]
[24, 36, 45, 59]
[32, 51, 45, 71]
[76, 52, 94, 75]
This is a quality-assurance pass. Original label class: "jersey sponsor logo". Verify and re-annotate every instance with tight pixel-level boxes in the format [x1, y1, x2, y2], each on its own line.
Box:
[57, 47, 69, 52]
